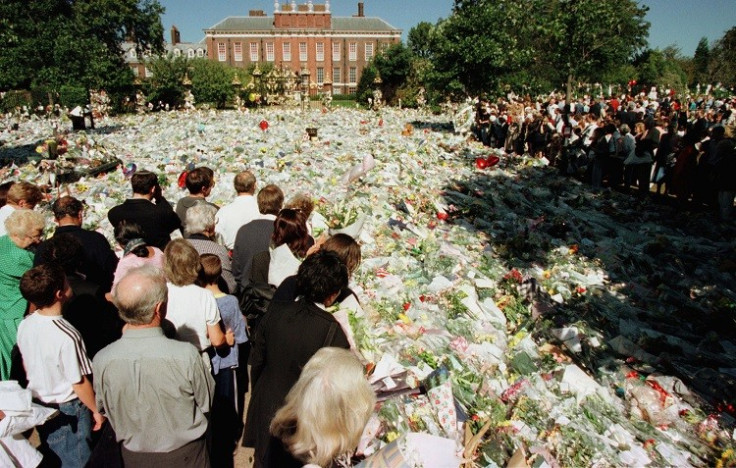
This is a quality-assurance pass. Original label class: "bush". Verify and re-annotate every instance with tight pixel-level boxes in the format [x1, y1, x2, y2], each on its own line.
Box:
[189, 59, 234, 109]
[0, 90, 32, 113]
[58, 85, 88, 109]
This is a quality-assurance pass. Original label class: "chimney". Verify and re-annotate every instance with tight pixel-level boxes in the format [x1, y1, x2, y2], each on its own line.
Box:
[170, 25, 180, 45]
[249, 9, 266, 16]
[358, 2, 364, 17]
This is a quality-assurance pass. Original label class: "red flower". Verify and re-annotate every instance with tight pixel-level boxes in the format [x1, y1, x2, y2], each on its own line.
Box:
[503, 269, 523, 283]
[437, 212, 449, 221]
[403, 302, 411, 311]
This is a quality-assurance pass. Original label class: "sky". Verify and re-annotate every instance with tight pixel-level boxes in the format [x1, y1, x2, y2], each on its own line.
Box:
[159, 0, 736, 57]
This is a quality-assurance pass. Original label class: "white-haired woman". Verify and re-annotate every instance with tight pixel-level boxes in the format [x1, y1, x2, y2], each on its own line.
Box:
[266, 347, 375, 467]
[0, 209, 46, 380]
[185, 203, 236, 293]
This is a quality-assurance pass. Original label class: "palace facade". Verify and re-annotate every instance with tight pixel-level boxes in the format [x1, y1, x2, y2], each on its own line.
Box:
[203, 1, 401, 95]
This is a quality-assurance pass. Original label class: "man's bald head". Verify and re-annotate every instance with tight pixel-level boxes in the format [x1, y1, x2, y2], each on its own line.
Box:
[112, 266, 167, 325]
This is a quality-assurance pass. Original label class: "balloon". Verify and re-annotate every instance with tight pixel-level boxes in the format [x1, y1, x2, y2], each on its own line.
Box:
[475, 157, 489, 170]
[486, 155, 500, 167]
[178, 171, 188, 189]
[123, 163, 137, 178]
[259, 120, 269, 131]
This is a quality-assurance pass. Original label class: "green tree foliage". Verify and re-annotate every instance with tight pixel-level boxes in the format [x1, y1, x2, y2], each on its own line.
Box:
[0, 0, 163, 104]
[189, 59, 235, 108]
[431, 0, 537, 97]
[692, 37, 711, 85]
[709, 27, 736, 87]
[634, 47, 688, 94]
[373, 43, 415, 105]
[144, 55, 188, 107]
[541, 0, 650, 98]
[407, 22, 437, 60]
[356, 64, 378, 106]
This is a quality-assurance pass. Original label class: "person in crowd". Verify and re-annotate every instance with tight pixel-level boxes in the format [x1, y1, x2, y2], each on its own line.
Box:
[185, 203, 236, 293]
[232, 184, 285, 292]
[273, 233, 361, 307]
[588, 127, 608, 190]
[17, 264, 105, 467]
[0, 181, 14, 209]
[111, 221, 164, 290]
[0, 181, 43, 237]
[695, 125, 726, 206]
[163, 238, 231, 370]
[216, 170, 259, 250]
[0, 209, 45, 380]
[175, 166, 218, 224]
[284, 193, 315, 234]
[671, 131, 702, 203]
[198, 254, 248, 467]
[35, 196, 118, 291]
[653, 122, 681, 195]
[266, 347, 375, 468]
[93, 266, 214, 467]
[257, 208, 313, 289]
[243, 250, 351, 467]
[714, 126, 736, 221]
[35, 234, 122, 359]
[107, 170, 181, 250]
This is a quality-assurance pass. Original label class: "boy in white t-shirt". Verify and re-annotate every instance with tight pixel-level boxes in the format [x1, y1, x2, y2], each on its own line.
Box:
[16, 264, 105, 467]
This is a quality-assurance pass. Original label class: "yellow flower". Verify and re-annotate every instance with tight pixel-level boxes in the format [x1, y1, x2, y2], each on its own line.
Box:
[386, 431, 400, 443]
[397, 313, 411, 324]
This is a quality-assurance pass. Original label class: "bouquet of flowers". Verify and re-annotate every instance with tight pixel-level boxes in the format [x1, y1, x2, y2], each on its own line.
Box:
[315, 197, 367, 238]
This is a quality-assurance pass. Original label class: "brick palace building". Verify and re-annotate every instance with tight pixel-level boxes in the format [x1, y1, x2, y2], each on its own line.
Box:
[203, 1, 401, 95]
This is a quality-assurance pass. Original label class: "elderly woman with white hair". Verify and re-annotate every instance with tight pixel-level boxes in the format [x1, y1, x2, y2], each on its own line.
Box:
[0, 209, 46, 380]
[185, 203, 236, 293]
[266, 347, 375, 467]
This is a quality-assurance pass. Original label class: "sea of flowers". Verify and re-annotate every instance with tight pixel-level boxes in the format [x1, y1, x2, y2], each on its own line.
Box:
[2, 106, 736, 467]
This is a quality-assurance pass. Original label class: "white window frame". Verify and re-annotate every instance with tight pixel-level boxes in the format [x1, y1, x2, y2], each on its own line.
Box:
[316, 42, 324, 62]
[249, 42, 259, 62]
[332, 42, 340, 61]
[299, 42, 308, 61]
[316, 67, 324, 84]
[266, 42, 275, 62]
[365, 42, 374, 61]
[332, 67, 341, 83]
[187, 49, 195, 58]
[283, 42, 291, 61]
[196, 48, 204, 58]
[234, 42, 243, 62]
[349, 43, 357, 61]
[217, 43, 226, 62]
[349, 66, 357, 84]
[173, 48, 181, 57]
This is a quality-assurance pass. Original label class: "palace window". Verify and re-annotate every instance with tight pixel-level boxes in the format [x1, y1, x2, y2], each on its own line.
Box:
[249, 42, 259, 62]
[332, 42, 340, 61]
[266, 42, 275, 62]
[283, 42, 291, 61]
[316, 42, 324, 62]
[299, 42, 308, 61]
[349, 42, 357, 61]
[217, 43, 226, 62]
[234, 42, 243, 62]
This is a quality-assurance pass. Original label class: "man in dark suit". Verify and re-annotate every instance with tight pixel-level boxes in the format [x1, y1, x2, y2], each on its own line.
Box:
[107, 170, 181, 251]
[35, 196, 119, 292]
[243, 251, 350, 467]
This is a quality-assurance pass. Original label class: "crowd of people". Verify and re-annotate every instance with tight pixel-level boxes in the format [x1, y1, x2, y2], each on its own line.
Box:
[471, 89, 736, 219]
[0, 168, 373, 467]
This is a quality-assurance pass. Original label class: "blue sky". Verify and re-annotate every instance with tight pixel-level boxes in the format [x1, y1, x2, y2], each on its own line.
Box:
[159, 0, 736, 56]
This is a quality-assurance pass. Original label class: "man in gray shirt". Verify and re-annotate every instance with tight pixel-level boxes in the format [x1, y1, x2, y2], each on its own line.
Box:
[93, 266, 214, 467]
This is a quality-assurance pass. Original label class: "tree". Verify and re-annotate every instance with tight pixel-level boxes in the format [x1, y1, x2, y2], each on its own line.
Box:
[144, 55, 188, 108]
[541, 0, 650, 98]
[430, 0, 538, 97]
[189, 59, 235, 108]
[373, 43, 414, 105]
[692, 37, 710, 85]
[407, 22, 436, 60]
[634, 47, 688, 94]
[0, 0, 163, 104]
[709, 27, 736, 87]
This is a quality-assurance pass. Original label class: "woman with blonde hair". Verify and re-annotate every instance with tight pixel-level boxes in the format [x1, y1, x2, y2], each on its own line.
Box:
[266, 347, 375, 467]
[0, 209, 46, 380]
